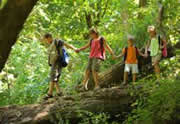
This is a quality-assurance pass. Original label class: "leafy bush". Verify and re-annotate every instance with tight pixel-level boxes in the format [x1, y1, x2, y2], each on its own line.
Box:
[0, 40, 49, 105]
[79, 112, 120, 124]
[124, 56, 180, 124]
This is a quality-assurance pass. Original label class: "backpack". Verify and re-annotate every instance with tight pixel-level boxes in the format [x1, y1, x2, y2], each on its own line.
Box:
[124, 46, 139, 62]
[158, 35, 167, 57]
[90, 37, 104, 59]
[55, 39, 69, 67]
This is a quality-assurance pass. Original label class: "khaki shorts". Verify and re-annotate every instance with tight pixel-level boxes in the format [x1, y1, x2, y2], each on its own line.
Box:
[152, 52, 162, 66]
[50, 61, 62, 82]
[86, 58, 101, 72]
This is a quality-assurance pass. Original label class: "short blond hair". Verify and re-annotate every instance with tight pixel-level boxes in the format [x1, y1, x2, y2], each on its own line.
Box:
[148, 25, 156, 32]
[127, 35, 135, 41]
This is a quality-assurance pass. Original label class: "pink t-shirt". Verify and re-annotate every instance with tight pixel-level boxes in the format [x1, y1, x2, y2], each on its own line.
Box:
[89, 38, 105, 60]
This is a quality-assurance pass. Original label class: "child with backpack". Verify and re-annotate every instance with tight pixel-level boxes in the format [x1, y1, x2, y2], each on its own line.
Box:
[43, 33, 77, 100]
[116, 35, 147, 85]
[76, 28, 116, 90]
[146, 26, 167, 79]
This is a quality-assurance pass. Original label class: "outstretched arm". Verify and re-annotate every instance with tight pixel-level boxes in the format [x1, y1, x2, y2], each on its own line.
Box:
[138, 49, 147, 58]
[117, 53, 124, 58]
[76, 42, 90, 52]
[116, 48, 125, 59]
[64, 43, 77, 51]
[103, 39, 116, 59]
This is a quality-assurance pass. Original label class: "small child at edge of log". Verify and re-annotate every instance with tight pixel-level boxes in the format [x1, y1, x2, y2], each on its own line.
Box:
[116, 35, 147, 85]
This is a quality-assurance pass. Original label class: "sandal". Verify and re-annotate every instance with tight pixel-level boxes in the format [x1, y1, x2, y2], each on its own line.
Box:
[43, 94, 53, 100]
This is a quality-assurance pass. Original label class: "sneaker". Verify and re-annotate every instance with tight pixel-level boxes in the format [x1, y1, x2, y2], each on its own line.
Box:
[43, 94, 53, 100]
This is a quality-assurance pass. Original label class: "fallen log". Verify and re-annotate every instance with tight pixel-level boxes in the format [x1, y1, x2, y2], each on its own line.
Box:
[0, 45, 177, 124]
[0, 87, 132, 124]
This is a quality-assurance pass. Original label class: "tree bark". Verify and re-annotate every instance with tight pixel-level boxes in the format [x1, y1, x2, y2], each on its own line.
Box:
[0, 0, 38, 72]
[0, 87, 132, 124]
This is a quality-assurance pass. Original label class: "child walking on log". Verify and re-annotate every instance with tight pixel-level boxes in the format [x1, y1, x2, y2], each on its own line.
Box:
[116, 35, 147, 85]
[146, 26, 167, 79]
[76, 28, 116, 90]
[43, 33, 77, 100]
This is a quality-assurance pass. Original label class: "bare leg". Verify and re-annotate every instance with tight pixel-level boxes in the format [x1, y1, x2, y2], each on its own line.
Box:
[82, 70, 90, 90]
[123, 72, 128, 84]
[132, 74, 137, 82]
[92, 70, 99, 88]
[154, 62, 160, 79]
[54, 82, 61, 94]
[48, 82, 55, 95]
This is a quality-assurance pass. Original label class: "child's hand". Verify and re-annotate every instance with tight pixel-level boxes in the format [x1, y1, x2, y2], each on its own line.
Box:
[144, 53, 148, 58]
[75, 49, 80, 53]
[116, 54, 123, 59]
[112, 55, 117, 60]
[160, 45, 164, 49]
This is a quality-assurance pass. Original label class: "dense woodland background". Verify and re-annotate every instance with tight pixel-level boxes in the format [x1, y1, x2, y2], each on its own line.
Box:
[0, 0, 179, 124]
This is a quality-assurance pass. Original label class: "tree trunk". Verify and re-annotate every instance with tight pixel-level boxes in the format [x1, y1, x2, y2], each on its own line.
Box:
[139, 0, 147, 8]
[85, 12, 92, 29]
[0, 87, 132, 124]
[0, 0, 38, 72]
[157, 3, 167, 40]
[138, 0, 147, 19]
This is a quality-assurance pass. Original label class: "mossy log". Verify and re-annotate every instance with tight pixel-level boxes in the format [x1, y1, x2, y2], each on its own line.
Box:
[0, 87, 132, 124]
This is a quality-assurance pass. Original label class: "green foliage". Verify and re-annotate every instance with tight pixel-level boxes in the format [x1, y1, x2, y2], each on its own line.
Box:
[128, 80, 180, 123]
[0, 0, 7, 9]
[79, 112, 110, 124]
[0, 1, 179, 124]
[124, 56, 180, 124]
[78, 112, 120, 124]
[0, 40, 49, 105]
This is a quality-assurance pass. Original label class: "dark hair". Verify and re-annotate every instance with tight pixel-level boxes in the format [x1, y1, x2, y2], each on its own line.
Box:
[44, 33, 52, 39]
[89, 28, 99, 36]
